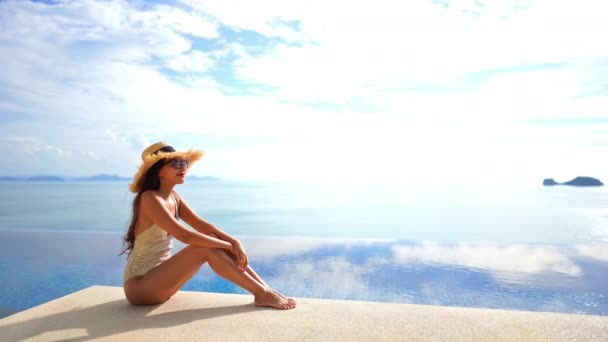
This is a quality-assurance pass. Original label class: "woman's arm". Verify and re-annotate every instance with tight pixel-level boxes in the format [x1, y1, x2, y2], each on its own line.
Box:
[173, 191, 238, 244]
[172, 192, 249, 270]
[140, 191, 234, 250]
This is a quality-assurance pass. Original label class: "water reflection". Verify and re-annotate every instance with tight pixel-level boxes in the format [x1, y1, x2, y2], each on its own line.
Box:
[391, 242, 582, 277]
[235, 236, 394, 261]
[184, 236, 608, 314]
[1, 230, 607, 316]
[575, 244, 608, 262]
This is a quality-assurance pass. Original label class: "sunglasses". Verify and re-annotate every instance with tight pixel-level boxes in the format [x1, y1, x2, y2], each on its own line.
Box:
[168, 159, 188, 169]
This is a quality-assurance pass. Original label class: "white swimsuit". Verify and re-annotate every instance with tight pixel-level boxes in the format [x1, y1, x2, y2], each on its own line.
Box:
[123, 195, 177, 282]
[123, 224, 173, 282]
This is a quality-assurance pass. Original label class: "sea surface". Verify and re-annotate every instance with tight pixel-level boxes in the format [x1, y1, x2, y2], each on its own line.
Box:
[0, 180, 607, 317]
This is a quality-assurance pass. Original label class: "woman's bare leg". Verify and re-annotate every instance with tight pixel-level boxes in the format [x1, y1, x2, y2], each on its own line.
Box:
[207, 234, 294, 305]
[224, 251, 296, 306]
[247, 265, 296, 305]
[124, 245, 295, 309]
[207, 248, 295, 309]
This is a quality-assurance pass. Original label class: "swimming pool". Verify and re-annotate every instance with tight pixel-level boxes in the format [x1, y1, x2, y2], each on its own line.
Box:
[1, 229, 607, 317]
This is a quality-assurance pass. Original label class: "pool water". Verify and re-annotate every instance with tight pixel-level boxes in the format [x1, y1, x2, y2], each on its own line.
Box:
[1, 229, 606, 317]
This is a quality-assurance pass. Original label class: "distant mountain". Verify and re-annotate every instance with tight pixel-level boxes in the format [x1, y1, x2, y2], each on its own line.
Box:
[27, 176, 65, 181]
[76, 174, 130, 181]
[543, 176, 603, 187]
[0, 174, 221, 182]
[0, 176, 18, 181]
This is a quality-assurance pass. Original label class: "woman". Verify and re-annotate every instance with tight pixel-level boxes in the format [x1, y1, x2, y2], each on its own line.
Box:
[121, 142, 296, 310]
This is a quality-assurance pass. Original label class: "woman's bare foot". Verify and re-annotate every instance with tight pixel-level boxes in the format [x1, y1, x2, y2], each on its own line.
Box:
[254, 289, 296, 310]
[271, 289, 297, 306]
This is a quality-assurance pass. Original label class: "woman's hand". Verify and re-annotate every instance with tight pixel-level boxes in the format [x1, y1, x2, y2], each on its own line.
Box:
[230, 239, 249, 271]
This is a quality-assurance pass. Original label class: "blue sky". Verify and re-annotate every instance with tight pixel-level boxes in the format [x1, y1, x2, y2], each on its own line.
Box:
[0, 0, 607, 184]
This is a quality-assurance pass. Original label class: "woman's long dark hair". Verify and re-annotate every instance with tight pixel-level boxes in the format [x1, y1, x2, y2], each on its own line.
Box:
[120, 146, 175, 257]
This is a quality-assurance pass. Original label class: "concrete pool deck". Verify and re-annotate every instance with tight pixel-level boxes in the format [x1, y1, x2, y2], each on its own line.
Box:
[1, 286, 607, 341]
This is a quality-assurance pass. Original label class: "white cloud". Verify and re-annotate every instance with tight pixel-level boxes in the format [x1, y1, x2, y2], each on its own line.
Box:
[167, 50, 216, 73]
[0, 0, 607, 183]
[142, 4, 219, 39]
[391, 242, 582, 280]
[0, 0, 222, 125]
[179, 0, 303, 41]
[2, 135, 74, 162]
[208, 0, 608, 95]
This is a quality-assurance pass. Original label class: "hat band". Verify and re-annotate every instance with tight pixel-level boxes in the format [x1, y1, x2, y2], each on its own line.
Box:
[150, 145, 176, 157]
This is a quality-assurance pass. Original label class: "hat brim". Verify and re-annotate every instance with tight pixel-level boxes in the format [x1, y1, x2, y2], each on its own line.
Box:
[129, 149, 204, 193]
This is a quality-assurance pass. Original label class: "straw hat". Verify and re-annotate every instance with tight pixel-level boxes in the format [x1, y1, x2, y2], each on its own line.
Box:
[129, 141, 204, 193]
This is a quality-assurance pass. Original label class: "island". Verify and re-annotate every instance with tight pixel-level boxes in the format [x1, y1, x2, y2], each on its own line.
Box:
[543, 176, 603, 187]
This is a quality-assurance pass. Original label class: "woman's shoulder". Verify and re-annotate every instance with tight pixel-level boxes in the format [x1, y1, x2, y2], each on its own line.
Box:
[141, 190, 159, 200]
[140, 191, 163, 208]
[171, 190, 185, 202]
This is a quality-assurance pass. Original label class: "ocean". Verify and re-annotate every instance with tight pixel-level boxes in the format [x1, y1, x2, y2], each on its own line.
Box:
[0, 180, 607, 316]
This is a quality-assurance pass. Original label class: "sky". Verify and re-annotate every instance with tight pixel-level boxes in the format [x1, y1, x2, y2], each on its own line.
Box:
[0, 0, 607, 185]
